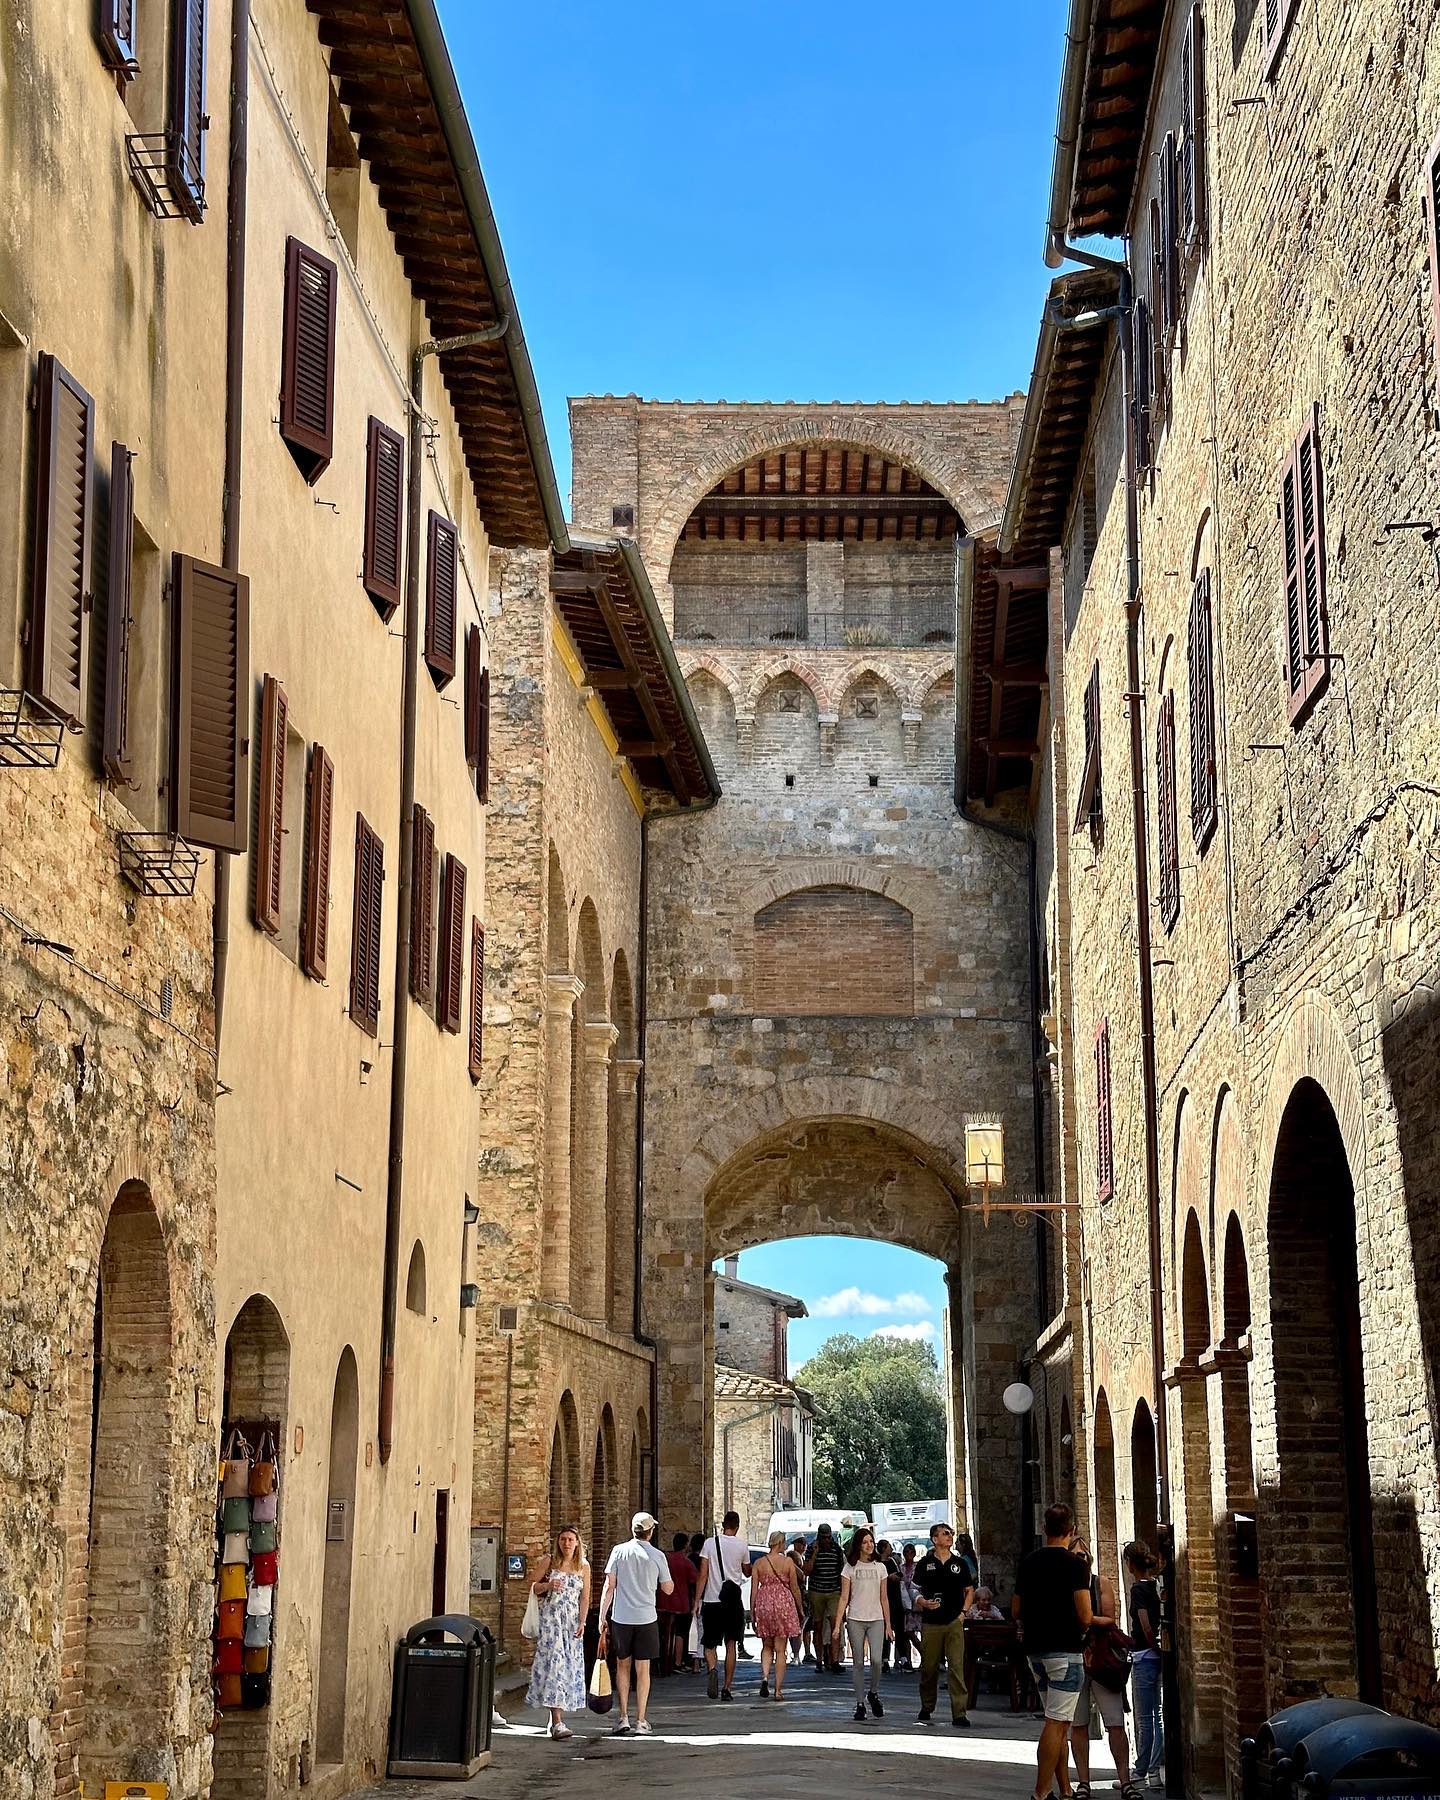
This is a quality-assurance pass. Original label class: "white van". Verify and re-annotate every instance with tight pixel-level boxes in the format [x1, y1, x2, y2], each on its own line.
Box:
[870, 1498, 952, 1538]
[765, 1506, 870, 1547]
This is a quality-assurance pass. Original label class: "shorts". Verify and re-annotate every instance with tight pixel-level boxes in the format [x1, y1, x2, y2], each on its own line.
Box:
[1028, 1652, 1085, 1722]
[1074, 1672, 1128, 1729]
[809, 1589, 840, 1634]
[609, 1619, 660, 1662]
[701, 1587, 746, 1648]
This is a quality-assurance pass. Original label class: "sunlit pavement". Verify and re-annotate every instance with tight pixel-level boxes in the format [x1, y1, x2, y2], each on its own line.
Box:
[362, 1657, 1121, 1800]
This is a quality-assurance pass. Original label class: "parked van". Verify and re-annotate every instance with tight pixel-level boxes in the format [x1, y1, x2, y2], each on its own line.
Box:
[765, 1507, 869, 1547]
[870, 1498, 951, 1538]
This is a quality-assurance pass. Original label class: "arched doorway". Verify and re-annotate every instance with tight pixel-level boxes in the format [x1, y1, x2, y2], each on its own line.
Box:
[1092, 1391, 1120, 1602]
[1130, 1399, 1159, 1549]
[1178, 1211, 1224, 1783]
[549, 1391, 581, 1547]
[1219, 1211, 1266, 1758]
[316, 1348, 359, 1770]
[1266, 1079, 1381, 1704]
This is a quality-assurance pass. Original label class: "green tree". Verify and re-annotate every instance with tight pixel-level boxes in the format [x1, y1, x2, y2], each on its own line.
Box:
[796, 1333, 948, 1512]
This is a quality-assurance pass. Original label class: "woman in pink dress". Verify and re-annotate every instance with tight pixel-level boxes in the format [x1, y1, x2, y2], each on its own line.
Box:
[750, 1529, 804, 1700]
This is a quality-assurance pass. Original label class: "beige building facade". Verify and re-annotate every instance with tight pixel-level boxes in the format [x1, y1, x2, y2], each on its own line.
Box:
[712, 1262, 813, 1538]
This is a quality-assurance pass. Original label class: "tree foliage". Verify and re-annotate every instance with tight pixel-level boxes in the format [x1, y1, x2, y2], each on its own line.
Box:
[796, 1333, 948, 1512]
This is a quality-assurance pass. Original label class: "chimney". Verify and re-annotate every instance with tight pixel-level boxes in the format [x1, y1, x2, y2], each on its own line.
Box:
[723, 1254, 739, 1280]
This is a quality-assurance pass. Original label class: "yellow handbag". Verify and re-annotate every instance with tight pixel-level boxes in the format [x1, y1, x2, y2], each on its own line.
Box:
[219, 1563, 247, 1603]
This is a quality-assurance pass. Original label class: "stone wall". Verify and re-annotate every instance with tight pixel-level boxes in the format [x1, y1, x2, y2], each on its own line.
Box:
[713, 1277, 791, 1381]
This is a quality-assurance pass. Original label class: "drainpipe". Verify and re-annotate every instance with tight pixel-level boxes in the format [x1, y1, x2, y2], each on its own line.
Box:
[214, 0, 251, 1049]
[378, 317, 510, 1466]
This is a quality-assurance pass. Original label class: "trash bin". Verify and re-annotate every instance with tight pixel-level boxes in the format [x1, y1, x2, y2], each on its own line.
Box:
[388, 1613, 495, 1778]
[1242, 1700, 1386, 1800]
[1292, 1713, 1440, 1795]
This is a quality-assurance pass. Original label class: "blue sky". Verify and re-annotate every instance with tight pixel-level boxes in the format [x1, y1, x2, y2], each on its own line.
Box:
[441, 1, 1066, 509]
[722, 1239, 949, 1375]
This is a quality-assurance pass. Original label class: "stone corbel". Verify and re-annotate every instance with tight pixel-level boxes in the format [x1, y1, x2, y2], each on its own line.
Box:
[583, 1020, 620, 1063]
[613, 1056, 644, 1094]
[544, 972, 585, 1020]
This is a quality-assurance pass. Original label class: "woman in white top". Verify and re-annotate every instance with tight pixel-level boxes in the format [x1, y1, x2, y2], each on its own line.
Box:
[832, 1527, 893, 1720]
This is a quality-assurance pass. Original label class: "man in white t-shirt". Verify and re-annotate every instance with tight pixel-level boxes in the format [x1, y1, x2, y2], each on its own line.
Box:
[598, 1512, 674, 1735]
[694, 1511, 751, 1701]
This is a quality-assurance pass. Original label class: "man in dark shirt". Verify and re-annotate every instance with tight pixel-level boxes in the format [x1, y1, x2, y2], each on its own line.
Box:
[1013, 1503, 1094, 1800]
[804, 1524, 845, 1671]
[914, 1521, 976, 1725]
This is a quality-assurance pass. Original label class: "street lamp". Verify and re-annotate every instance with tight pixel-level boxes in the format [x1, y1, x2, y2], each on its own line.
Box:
[965, 1118, 1005, 1225]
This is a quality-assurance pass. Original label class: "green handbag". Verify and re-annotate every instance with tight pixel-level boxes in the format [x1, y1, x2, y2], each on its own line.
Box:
[248, 1520, 277, 1554]
[222, 1496, 251, 1532]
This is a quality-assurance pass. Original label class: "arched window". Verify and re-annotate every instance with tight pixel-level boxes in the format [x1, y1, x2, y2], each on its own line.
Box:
[405, 1241, 426, 1315]
[753, 886, 913, 1015]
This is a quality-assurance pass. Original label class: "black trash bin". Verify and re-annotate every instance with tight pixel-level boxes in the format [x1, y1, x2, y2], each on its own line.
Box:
[388, 1613, 495, 1778]
[1292, 1714, 1440, 1795]
[1242, 1700, 1387, 1800]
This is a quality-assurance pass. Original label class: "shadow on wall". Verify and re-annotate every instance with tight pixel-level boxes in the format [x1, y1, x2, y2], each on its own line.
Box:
[1231, 0, 1260, 70]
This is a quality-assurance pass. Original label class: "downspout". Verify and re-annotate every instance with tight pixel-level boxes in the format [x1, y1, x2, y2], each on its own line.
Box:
[378, 317, 509, 1466]
[214, 0, 251, 1049]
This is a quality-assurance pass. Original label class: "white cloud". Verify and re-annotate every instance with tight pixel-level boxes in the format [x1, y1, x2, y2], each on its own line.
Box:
[871, 1322, 938, 1342]
[808, 1286, 933, 1319]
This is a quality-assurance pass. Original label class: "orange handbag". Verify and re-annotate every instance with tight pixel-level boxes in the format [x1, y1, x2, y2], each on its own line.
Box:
[243, 1646, 270, 1675]
[217, 1600, 246, 1640]
[216, 1672, 243, 1708]
[219, 1563, 247, 1603]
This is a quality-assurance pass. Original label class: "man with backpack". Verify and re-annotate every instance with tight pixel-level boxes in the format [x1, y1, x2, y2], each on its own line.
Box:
[695, 1512, 750, 1700]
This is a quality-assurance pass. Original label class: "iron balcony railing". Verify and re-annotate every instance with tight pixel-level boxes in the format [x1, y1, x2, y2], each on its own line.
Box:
[672, 593, 956, 648]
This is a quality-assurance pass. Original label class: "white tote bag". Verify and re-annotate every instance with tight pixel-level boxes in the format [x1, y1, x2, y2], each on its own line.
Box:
[688, 1613, 702, 1658]
[520, 1588, 542, 1640]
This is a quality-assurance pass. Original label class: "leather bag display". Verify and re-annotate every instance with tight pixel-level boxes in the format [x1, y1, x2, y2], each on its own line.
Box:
[222, 1532, 250, 1565]
[246, 1582, 273, 1618]
[251, 1489, 278, 1523]
[243, 1646, 270, 1675]
[244, 1612, 272, 1649]
[221, 1495, 251, 1533]
[248, 1520, 277, 1554]
[219, 1563, 247, 1603]
[251, 1550, 278, 1586]
[216, 1672, 243, 1709]
[241, 1673, 270, 1710]
[215, 1639, 243, 1675]
[217, 1601, 246, 1641]
[221, 1430, 252, 1499]
[248, 1432, 276, 1497]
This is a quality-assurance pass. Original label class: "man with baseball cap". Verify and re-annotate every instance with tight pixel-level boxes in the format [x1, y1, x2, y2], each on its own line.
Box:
[598, 1512, 674, 1736]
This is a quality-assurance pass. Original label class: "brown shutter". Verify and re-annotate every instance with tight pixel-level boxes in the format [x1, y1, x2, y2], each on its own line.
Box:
[468, 918, 485, 1082]
[1264, 0, 1298, 76]
[1132, 296, 1154, 474]
[169, 0, 207, 219]
[99, 0, 138, 77]
[172, 553, 250, 851]
[302, 745, 334, 979]
[1156, 690, 1180, 932]
[103, 441, 135, 783]
[29, 354, 94, 726]
[253, 674, 287, 935]
[1159, 133, 1181, 332]
[279, 239, 337, 483]
[436, 851, 466, 1033]
[1095, 1020, 1114, 1201]
[1073, 662, 1103, 833]
[425, 512, 458, 687]
[349, 813, 384, 1035]
[1188, 570, 1218, 850]
[477, 667, 491, 804]
[1282, 409, 1329, 723]
[1426, 129, 1440, 377]
[363, 417, 404, 617]
[464, 623, 482, 766]
[408, 803, 436, 1003]
[1180, 8, 1207, 251]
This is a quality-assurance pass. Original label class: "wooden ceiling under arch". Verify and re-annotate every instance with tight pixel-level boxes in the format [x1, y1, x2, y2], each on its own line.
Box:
[679, 446, 963, 545]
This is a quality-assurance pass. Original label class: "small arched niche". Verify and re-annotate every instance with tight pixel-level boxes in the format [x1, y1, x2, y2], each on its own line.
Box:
[405, 1240, 427, 1315]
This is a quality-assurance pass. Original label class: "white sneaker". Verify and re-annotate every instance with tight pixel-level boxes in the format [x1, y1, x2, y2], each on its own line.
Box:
[548, 1722, 572, 1740]
[636, 1720, 653, 1735]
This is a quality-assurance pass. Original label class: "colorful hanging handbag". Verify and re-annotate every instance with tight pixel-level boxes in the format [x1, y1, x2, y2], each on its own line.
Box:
[241, 1673, 271, 1710]
[219, 1563, 247, 1603]
[243, 1646, 270, 1675]
[248, 1520, 277, 1554]
[251, 1550, 278, 1585]
[244, 1613, 272, 1649]
[246, 1582, 273, 1618]
[221, 1496, 251, 1533]
[221, 1430, 252, 1499]
[215, 1639, 243, 1674]
[217, 1600, 246, 1641]
[222, 1532, 250, 1565]
[248, 1433, 276, 1497]
[216, 1672, 243, 1709]
[251, 1490, 278, 1524]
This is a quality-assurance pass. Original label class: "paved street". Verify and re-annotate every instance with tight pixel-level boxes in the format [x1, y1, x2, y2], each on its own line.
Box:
[361, 1660, 1120, 1800]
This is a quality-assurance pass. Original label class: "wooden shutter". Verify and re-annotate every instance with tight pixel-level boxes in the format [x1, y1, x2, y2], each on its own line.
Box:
[1263, 0, 1298, 77]
[99, 0, 138, 77]
[1073, 662, 1103, 833]
[436, 851, 466, 1034]
[1132, 296, 1154, 474]
[477, 667, 491, 803]
[349, 813, 384, 1036]
[1159, 133, 1181, 334]
[302, 745, 334, 980]
[103, 441, 135, 784]
[172, 553, 249, 851]
[170, 0, 207, 220]
[279, 239, 337, 483]
[425, 512, 458, 687]
[1180, 8, 1207, 251]
[464, 624, 491, 800]
[29, 353, 94, 726]
[1188, 570, 1218, 850]
[1426, 129, 1440, 378]
[1281, 409, 1329, 723]
[468, 918, 485, 1081]
[253, 674, 287, 935]
[363, 417, 404, 617]
[1095, 1020, 1114, 1200]
[408, 803, 436, 1003]
[1156, 690, 1180, 932]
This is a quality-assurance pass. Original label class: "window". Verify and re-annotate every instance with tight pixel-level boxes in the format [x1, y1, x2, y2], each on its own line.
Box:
[468, 919, 485, 1082]
[1424, 128, 1440, 375]
[436, 852, 467, 1034]
[425, 512, 458, 687]
[98, 0, 138, 80]
[1073, 663, 1103, 836]
[1188, 569, 1218, 850]
[1180, 8, 1208, 254]
[103, 443, 136, 783]
[409, 804, 436, 1004]
[1155, 690, 1180, 932]
[349, 814, 384, 1036]
[172, 553, 249, 852]
[1279, 407, 1329, 724]
[1095, 1020, 1114, 1201]
[1132, 296, 1155, 475]
[170, 0, 207, 219]
[1158, 134, 1181, 337]
[464, 624, 490, 802]
[278, 238, 337, 484]
[1263, 0, 1300, 78]
[29, 353, 94, 726]
[253, 674, 288, 935]
[301, 746, 334, 980]
[363, 418, 404, 618]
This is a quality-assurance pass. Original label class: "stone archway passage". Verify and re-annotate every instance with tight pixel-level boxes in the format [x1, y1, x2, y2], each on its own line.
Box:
[316, 1349, 360, 1769]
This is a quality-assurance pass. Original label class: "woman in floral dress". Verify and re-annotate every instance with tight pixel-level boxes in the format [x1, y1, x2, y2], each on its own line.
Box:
[525, 1526, 591, 1739]
[750, 1530, 804, 1701]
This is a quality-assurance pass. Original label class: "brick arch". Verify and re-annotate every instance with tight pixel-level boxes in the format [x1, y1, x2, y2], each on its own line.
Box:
[743, 654, 835, 721]
[1255, 989, 1368, 1205]
[546, 841, 570, 974]
[913, 660, 957, 711]
[646, 420, 999, 583]
[833, 661, 909, 713]
[678, 650, 743, 705]
[738, 857, 930, 929]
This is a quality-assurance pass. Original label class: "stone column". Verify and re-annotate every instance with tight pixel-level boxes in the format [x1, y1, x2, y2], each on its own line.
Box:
[609, 1059, 643, 1333]
[574, 1021, 619, 1322]
[542, 974, 583, 1304]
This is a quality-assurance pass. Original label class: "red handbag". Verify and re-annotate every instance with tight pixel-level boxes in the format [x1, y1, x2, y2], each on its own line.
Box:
[215, 1639, 243, 1674]
[251, 1550, 278, 1585]
[216, 1672, 243, 1709]
[217, 1600, 246, 1641]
